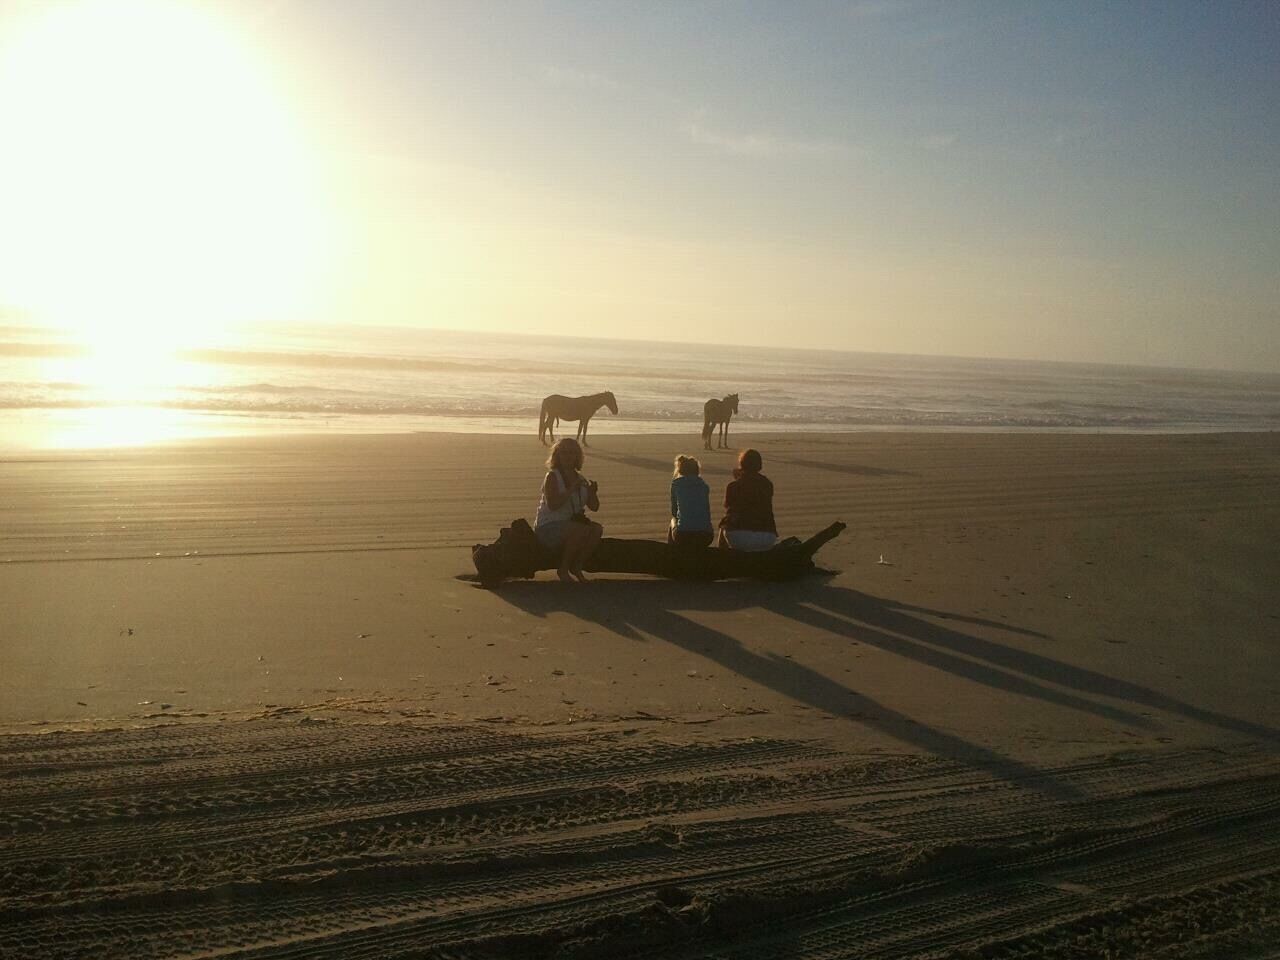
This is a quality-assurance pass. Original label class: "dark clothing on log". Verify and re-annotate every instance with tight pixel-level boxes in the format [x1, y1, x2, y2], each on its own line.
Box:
[668, 528, 714, 549]
[721, 472, 776, 534]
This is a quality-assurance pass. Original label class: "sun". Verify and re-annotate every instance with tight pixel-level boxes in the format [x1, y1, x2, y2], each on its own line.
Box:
[0, 0, 335, 354]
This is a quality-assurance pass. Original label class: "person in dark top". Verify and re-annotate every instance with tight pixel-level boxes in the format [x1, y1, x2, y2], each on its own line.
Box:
[717, 448, 778, 551]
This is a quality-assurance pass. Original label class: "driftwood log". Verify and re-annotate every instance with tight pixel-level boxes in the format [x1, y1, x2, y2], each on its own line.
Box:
[471, 519, 846, 588]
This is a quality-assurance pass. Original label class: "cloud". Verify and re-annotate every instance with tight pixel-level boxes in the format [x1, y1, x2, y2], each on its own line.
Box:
[846, 0, 919, 18]
[919, 133, 958, 151]
[542, 65, 620, 92]
[683, 120, 848, 158]
[1051, 125, 1093, 146]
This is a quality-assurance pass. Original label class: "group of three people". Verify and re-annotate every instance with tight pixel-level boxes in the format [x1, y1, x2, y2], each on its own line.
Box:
[534, 437, 777, 583]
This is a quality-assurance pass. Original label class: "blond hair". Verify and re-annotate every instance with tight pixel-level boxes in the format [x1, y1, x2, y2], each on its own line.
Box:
[546, 438, 584, 473]
[673, 455, 701, 478]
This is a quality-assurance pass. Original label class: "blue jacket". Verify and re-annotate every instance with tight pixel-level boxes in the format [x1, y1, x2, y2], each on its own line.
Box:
[670, 475, 713, 532]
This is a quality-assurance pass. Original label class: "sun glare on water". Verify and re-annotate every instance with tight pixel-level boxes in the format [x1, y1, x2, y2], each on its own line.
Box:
[0, 0, 335, 446]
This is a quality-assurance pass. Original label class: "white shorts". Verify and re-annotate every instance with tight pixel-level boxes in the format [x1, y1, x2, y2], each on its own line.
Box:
[535, 520, 570, 550]
[724, 529, 778, 552]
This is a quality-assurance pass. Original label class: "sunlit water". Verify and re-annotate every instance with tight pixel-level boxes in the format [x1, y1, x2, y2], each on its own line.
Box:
[2, 323, 1279, 449]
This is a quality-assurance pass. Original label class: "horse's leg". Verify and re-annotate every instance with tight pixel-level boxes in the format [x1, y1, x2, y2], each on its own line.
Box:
[580, 415, 590, 446]
[703, 418, 712, 450]
[723, 417, 729, 448]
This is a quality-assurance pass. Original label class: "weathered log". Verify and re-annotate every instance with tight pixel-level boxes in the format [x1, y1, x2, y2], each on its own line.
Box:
[471, 519, 846, 588]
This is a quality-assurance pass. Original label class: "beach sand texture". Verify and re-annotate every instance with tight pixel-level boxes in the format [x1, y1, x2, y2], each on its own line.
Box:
[3, 431, 1279, 957]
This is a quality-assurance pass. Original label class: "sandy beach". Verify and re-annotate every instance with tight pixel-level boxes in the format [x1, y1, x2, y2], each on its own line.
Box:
[3, 430, 1279, 957]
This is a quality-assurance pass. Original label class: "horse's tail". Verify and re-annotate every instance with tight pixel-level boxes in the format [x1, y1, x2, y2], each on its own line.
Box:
[538, 400, 550, 444]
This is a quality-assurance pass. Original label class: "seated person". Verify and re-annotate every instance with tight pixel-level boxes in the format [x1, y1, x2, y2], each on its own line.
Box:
[668, 455, 713, 548]
[534, 438, 602, 582]
[717, 448, 778, 551]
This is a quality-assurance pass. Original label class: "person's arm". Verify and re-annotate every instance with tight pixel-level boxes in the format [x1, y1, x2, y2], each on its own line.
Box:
[584, 479, 600, 512]
[723, 479, 737, 511]
[542, 471, 570, 510]
[670, 481, 679, 519]
[720, 479, 736, 528]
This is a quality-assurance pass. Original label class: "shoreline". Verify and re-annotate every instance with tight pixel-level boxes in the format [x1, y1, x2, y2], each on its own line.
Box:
[2, 413, 1278, 456]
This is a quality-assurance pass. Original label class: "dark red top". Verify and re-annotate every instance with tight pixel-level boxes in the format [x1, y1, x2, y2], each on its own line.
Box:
[721, 472, 776, 533]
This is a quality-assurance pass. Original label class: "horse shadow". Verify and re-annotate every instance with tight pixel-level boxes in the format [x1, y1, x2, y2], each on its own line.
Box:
[589, 452, 913, 482]
[491, 578, 1280, 799]
[772, 457, 917, 479]
[587, 452, 684, 475]
[590, 451, 731, 478]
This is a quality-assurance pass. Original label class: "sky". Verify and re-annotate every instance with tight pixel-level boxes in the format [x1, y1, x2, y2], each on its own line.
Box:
[1, 0, 1278, 370]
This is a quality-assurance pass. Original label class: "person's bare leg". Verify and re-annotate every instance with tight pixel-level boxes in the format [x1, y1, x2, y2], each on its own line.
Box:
[568, 523, 594, 581]
[571, 521, 600, 580]
[572, 522, 603, 581]
[558, 525, 587, 582]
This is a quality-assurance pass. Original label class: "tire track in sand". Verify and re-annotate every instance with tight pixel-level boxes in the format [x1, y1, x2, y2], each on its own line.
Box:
[1, 719, 1278, 959]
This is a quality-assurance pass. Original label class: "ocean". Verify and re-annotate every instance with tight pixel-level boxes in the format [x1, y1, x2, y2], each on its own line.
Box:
[2, 323, 1279, 448]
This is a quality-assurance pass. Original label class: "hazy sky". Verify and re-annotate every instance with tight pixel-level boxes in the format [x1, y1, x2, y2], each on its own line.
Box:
[2, 0, 1278, 370]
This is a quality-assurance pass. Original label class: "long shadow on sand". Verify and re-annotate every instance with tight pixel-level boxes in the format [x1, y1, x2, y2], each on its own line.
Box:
[774, 586, 1280, 747]
[493, 578, 1280, 799]
[494, 579, 1091, 798]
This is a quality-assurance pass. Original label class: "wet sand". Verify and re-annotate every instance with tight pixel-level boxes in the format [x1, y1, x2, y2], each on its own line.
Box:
[3, 430, 1279, 957]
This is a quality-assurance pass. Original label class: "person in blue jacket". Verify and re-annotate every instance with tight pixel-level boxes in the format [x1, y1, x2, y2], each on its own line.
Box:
[668, 455, 714, 549]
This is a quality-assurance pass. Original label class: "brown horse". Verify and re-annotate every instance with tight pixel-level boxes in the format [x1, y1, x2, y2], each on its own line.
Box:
[539, 391, 618, 446]
[702, 393, 739, 450]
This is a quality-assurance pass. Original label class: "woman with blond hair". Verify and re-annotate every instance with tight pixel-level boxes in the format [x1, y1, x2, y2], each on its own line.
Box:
[534, 438, 602, 582]
[668, 455, 713, 549]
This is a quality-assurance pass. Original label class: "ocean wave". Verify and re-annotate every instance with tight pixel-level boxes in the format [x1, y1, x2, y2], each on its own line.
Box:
[187, 381, 374, 397]
[0, 339, 874, 387]
[0, 341, 82, 358]
[178, 347, 763, 385]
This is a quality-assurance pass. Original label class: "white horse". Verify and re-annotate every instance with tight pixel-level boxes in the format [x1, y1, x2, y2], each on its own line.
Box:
[539, 391, 618, 446]
[702, 393, 739, 450]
